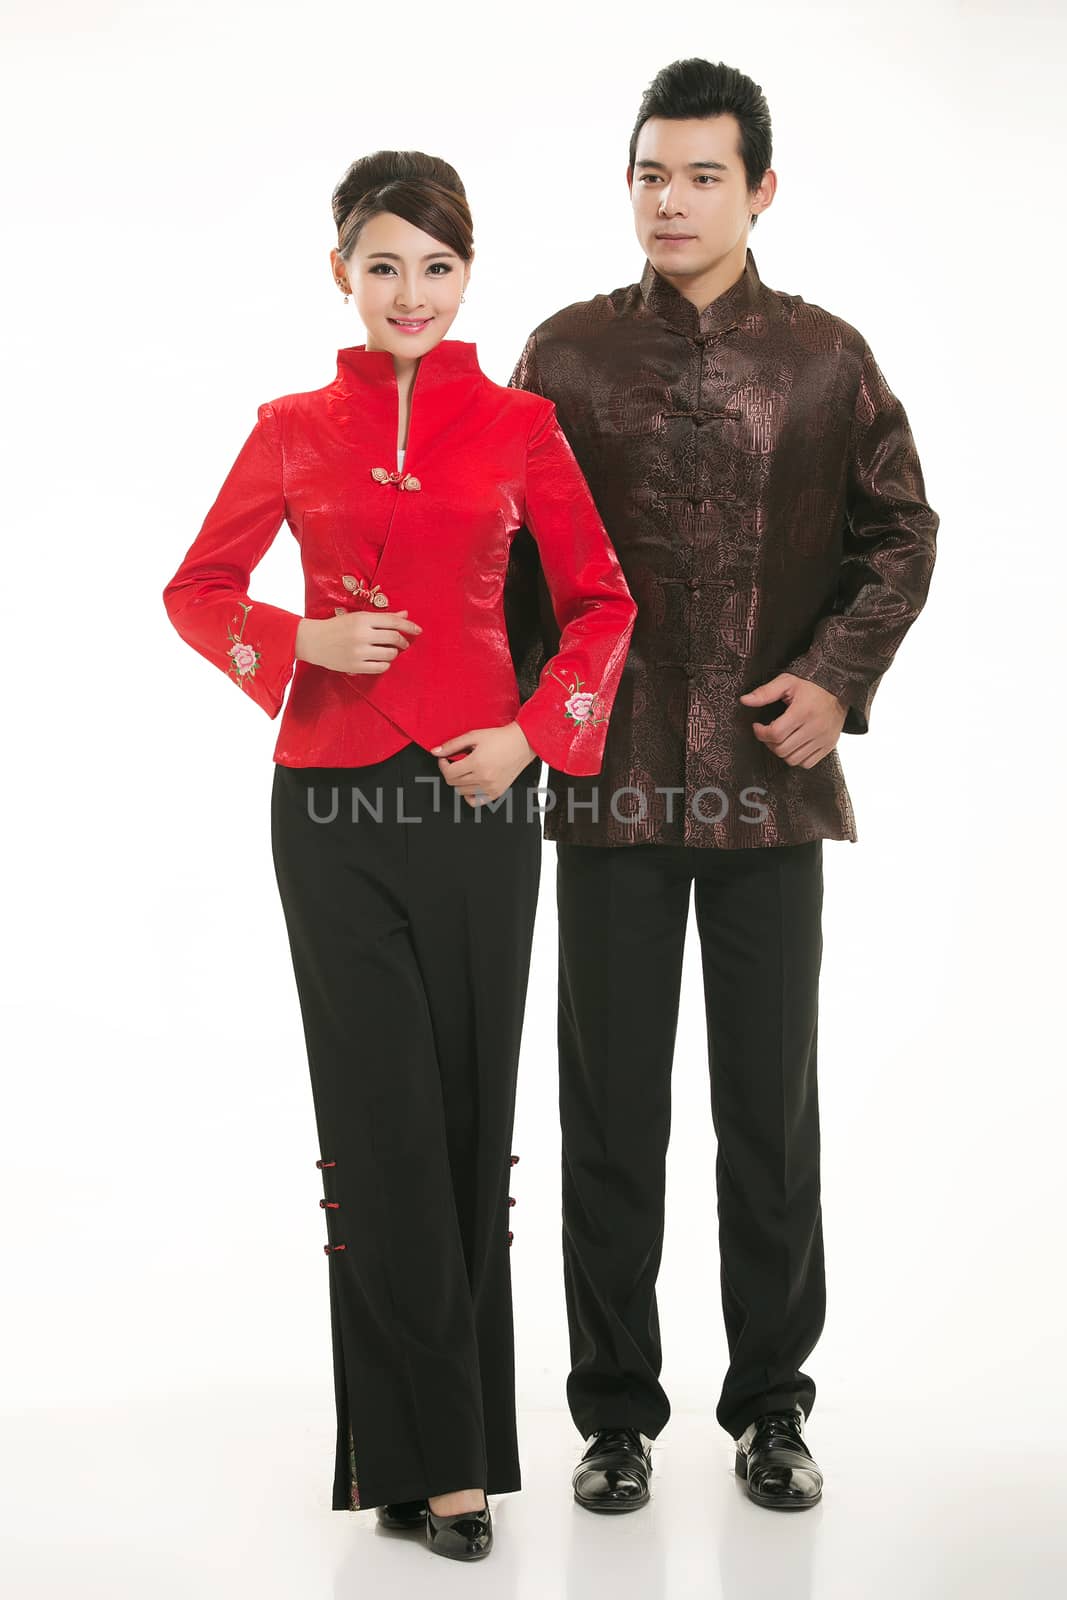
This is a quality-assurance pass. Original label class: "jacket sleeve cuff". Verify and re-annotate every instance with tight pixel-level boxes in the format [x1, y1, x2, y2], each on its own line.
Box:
[165, 593, 302, 719]
[783, 648, 875, 735]
[513, 641, 632, 776]
[220, 600, 302, 717]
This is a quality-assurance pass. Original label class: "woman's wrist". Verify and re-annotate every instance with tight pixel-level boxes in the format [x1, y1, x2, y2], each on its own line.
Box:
[511, 722, 538, 763]
[295, 617, 319, 663]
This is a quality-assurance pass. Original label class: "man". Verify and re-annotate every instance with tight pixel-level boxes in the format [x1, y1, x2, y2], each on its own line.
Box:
[505, 57, 938, 1513]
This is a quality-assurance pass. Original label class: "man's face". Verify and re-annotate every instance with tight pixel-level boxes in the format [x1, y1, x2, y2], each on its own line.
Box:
[629, 114, 765, 278]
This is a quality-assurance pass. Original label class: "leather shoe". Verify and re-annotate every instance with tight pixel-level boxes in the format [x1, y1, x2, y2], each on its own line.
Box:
[734, 1404, 823, 1510]
[375, 1499, 427, 1529]
[425, 1494, 493, 1560]
[572, 1427, 652, 1513]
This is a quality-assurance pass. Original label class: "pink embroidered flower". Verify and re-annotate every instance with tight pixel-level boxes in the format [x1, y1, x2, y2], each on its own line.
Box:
[228, 641, 259, 676]
[226, 602, 261, 689]
[548, 667, 608, 728]
[565, 691, 597, 722]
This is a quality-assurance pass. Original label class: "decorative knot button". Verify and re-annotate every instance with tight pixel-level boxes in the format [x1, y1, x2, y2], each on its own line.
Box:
[370, 467, 421, 491]
[342, 573, 390, 609]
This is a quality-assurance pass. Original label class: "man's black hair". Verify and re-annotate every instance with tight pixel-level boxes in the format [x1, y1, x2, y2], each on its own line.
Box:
[629, 59, 773, 228]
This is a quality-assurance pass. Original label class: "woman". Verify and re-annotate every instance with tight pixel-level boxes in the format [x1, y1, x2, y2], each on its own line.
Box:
[162, 150, 637, 1563]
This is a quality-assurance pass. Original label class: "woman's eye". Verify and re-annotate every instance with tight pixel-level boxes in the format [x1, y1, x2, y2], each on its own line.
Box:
[368, 262, 453, 275]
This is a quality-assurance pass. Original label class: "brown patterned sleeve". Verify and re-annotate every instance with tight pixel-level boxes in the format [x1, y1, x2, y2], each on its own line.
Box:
[783, 340, 939, 734]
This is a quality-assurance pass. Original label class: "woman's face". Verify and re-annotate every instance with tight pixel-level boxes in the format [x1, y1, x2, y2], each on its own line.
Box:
[334, 211, 470, 359]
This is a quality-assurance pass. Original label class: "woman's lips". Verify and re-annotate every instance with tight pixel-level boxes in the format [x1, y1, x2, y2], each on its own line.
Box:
[388, 317, 433, 334]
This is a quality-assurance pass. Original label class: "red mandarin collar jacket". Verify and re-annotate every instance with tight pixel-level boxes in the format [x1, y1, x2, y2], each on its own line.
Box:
[162, 339, 637, 775]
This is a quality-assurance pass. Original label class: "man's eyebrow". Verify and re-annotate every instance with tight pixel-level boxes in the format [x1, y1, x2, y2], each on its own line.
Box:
[363, 250, 457, 260]
[634, 159, 730, 173]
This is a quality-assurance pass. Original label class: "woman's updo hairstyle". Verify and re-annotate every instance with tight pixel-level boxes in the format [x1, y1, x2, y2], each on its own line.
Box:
[332, 150, 474, 264]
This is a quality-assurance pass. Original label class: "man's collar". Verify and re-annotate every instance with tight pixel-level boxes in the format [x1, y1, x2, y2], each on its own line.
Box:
[639, 246, 764, 337]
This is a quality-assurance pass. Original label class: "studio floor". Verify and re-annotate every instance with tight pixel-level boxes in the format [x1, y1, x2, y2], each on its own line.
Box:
[2, 1392, 1062, 1598]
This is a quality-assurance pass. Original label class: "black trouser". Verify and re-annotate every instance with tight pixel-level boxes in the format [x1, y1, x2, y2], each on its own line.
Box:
[555, 838, 826, 1444]
[270, 743, 542, 1511]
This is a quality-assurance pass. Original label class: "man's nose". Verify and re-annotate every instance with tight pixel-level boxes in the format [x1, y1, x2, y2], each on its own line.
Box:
[657, 186, 686, 216]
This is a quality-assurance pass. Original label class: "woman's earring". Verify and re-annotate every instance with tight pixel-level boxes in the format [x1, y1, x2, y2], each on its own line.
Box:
[343, 292, 350, 304]
[460, 293, 466, 303]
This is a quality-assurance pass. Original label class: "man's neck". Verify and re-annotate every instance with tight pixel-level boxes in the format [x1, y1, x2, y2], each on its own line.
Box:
[656, 239, 749, 314]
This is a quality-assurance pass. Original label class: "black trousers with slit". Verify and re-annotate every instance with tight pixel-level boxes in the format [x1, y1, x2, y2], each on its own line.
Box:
[555, 837, 827, 1445]
[270, 742, 542, 1511]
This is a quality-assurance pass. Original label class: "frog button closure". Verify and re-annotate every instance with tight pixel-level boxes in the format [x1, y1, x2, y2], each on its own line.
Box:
[341, 574, 390, 609]
[370, 467, 421, 492]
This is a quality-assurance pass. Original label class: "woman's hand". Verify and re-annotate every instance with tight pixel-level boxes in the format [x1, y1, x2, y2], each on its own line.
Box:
[296, 609, 423, 675]
[431, 723, 539, 806]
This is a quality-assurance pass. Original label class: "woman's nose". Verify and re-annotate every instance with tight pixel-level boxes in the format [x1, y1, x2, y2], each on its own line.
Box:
[395, 280, 426, 310]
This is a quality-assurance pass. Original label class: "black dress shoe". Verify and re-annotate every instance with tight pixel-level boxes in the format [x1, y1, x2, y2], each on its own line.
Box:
[734, 1404, 823, 1510]
[425, 1495, 493, 1560]
[375, 1499, 428, 1529]
[572, 1427, 653, 1513]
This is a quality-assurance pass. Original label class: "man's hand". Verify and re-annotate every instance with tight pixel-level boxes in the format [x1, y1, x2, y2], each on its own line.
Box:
[431, 723, 539, 806]
[739, 673, 848, 768]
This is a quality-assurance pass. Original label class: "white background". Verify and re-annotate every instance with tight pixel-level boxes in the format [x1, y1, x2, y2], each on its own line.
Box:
[3, 1, 1065, 1596]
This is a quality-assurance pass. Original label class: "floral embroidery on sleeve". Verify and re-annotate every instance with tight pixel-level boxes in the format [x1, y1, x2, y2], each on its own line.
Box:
[226, 601, 262, 688]
[547, 667, 607, 727]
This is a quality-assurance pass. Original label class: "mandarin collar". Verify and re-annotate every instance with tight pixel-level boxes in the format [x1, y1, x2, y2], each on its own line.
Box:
[639, 246, 763, 338]
[334, 336, 484, 395]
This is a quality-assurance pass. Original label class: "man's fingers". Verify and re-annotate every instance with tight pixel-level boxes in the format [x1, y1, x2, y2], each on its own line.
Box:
[772, 726, 818, 760]
[758, 709, 805, 745]
[783, 737, 822, 765]
[799, 745, 829, 769]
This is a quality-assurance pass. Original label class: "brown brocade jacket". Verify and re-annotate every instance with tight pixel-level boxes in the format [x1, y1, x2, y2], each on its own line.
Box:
[504, 247, 939, 848]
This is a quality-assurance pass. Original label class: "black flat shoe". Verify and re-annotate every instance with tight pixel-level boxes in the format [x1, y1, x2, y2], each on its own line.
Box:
[734, 1404, 823, 1510]
[375, 1499, 428, 1529]
[572, 1426, 652, 1513]
[425, 1495, 493, 1560]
